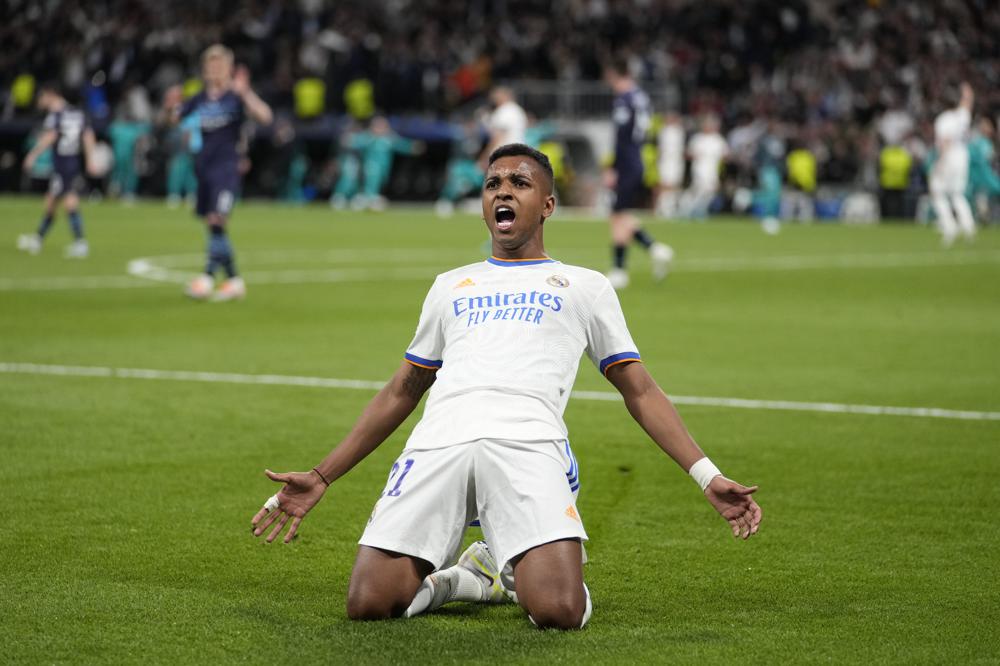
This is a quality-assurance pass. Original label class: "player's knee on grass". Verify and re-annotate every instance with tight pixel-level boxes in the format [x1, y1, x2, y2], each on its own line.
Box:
[512, 539, 587, 630]
[346, 583, 405, 620]
[346, 546, 432, 621]
[523, 588, 587, 630]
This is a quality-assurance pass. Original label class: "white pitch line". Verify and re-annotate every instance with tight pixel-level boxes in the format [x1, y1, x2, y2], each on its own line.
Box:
[2, 249, 998, 292]
[0, 275, 159, 291]
[2, 361, 998, 422]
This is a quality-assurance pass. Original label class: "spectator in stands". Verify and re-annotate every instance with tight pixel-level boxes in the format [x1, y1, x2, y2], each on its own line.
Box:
[785, 138, 817, 222]
[879, 142, 913, 220]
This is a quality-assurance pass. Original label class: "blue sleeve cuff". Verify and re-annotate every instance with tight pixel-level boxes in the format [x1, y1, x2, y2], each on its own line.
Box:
[404, 353, 443, 370]
[599, 351, 641, 375]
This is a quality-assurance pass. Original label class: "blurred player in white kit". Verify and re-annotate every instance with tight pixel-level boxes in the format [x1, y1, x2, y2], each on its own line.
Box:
[656, 111, 685, 218]
[683, 114, 729, 219]
[930, 82, 976, 246]
[480, 86, 528, 161]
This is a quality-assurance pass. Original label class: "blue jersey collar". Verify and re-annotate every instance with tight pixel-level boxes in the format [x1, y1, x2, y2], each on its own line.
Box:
[486, 256, 557, 267]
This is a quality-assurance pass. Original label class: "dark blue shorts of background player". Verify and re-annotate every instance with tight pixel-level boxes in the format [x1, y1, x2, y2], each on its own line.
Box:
[612, 171, 644, 213]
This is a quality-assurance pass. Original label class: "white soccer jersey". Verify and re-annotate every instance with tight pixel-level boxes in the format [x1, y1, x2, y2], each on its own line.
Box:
[932, 107, 971, 193]
[403, 257, 640, 450]
[688, 132, 729, 190]
[658, 124, 686, 187]
[489, 101, 528, 146]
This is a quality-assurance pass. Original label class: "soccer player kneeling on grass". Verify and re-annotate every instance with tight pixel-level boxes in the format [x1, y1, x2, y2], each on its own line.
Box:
[251, 144, 762, 629]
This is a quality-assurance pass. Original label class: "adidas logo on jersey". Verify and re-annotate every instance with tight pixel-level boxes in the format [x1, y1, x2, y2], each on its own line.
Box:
[454, 277, 475, 289]
[565, 505, 580, 521]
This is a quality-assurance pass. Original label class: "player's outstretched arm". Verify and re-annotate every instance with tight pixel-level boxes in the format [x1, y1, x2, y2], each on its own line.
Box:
[605, 361, 762, 539]
[251, 361, 436, 543]
[23, 130, 56, 171]
[959, 82, 974, 111]
[82, 128, 98, 176]
[233, 65, 273, 126]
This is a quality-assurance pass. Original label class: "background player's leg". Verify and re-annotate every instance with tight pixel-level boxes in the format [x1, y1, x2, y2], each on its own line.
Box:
[64, 193, 84, 240]
[950, 193, 976, 239]
[63, 192, 89, 258]
[931, 192, 958, 246]
[609, 211, 635, 288]
[512, 538, 588, 629]
[19, 192, 59, 255]
[37, 192, 58, 239]
[206, 215, 238, 279]
[346, 545, 433, 620]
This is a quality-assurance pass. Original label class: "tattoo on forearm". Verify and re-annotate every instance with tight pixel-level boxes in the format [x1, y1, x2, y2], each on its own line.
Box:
[401, 366, 436, 401]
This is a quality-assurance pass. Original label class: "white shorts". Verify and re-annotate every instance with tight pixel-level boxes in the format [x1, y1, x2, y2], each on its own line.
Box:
[930, 150, 969, 195]
[359, 439, 587, 571]
[659, 161, 684, 188]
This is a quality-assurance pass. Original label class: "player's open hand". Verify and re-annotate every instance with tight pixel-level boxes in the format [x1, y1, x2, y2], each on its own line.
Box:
[23, 154, 36, 172]
[251, 469, 327, 543]
[704, 476, 761, 540]
[232, 65, 251, 96]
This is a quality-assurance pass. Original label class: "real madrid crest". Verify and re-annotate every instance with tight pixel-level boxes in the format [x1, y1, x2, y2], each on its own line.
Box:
[546, 274, 570, 288]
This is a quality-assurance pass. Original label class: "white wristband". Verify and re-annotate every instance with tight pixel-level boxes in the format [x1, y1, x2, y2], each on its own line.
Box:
[689, 457, 722, 492]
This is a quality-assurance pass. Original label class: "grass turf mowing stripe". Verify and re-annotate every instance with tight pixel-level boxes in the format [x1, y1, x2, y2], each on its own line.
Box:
[3, 361, 998, 422]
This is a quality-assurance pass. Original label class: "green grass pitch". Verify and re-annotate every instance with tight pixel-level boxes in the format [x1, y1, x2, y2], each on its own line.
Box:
[2, 196, 999, 663]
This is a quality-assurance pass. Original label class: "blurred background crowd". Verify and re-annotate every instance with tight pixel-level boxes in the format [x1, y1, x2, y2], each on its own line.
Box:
[1, 0, 998, 221]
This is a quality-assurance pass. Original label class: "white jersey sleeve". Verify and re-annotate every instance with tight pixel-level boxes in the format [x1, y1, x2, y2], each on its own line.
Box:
[43, 112, 58, 131]
[584, 280, 641, 375]
[404, 279, 445, 369]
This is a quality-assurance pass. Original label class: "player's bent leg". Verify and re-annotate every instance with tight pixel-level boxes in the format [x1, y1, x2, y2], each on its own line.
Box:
[346, 545, 433, 620]
[950, 194, 977, 239]
[931, 192, 959, 246]
[608, 212, 636, 289]
[62, 192, 89, 258]
[512, 538, 588, 630]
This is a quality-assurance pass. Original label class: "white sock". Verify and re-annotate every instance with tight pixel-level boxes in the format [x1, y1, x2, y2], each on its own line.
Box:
[403, 566, 486, 618]
[580, 583, 592, 628]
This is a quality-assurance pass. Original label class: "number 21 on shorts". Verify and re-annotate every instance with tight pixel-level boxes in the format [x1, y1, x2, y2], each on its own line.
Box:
[383, 458, 414, 497]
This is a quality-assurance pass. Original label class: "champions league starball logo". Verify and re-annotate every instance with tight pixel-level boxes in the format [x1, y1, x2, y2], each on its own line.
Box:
[546, 275, 570, 288]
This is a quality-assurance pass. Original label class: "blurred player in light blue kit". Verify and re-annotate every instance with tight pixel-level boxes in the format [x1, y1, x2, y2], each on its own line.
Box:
[435, 118, 486, 217]
[967, 116, 1000, 220]
[18, 83, 97, 258]
[331, 116, 423, 211]
[164, 44, 273, 301]
[165, 111, 202, 208]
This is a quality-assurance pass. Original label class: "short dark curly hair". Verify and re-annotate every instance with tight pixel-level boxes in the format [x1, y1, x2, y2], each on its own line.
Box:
[487, 143, 554, 194]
